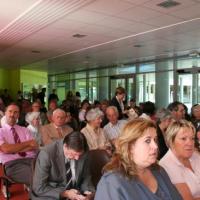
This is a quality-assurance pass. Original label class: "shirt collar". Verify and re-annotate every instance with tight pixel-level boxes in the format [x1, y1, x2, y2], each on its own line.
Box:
[168, 148, 194, 167]
[109, 121, 118, 127]
[4, 123, 16, 130]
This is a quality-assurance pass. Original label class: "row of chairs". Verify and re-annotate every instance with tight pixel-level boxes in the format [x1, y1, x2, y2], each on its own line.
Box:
[0, 149, 110, 199]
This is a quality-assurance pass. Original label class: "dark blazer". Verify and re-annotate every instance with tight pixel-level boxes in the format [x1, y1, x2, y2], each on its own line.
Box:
[110, 97, 123, 119]
[95, 168, 183, 200]
[32, 140, 95, 200]
[156, 124, 168, 160]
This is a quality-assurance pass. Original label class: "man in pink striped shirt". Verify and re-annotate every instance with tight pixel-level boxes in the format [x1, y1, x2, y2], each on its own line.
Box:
[0, 103, 38, 194]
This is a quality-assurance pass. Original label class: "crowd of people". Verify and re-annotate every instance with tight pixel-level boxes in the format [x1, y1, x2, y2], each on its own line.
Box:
[0, 86, 200, 200]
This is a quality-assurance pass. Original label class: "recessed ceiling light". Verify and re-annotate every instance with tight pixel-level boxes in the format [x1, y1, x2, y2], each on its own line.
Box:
[157, 0, 180, 8]
[31, 50, 40, 53]
[72, 34, 87, 38]
[134, 44, 143, 48]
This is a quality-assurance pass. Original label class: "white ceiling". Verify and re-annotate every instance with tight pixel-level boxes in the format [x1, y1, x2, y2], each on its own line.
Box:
[0, 0, 200, 74]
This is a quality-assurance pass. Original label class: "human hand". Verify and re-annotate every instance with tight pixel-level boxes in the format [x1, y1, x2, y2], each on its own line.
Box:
[62, 189, 85, 200]
[28, 140, 39, 149]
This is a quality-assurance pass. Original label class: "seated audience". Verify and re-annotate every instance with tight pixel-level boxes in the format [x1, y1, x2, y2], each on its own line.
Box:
[48, 99, 58, 111]
[81, 108, 112, 152]
[32, 131, 95, 200]
[155, 108, 173, 159]
[100, 99, 109, 127]
[103, 106, 126, 146]
[26, 111, 42, 146]
[167, 101, 185, 121]
[0, 97, 5, 122]
[160, 120, 200, 200]
[30, 101, 48, 125]
[17, 99, 31, 126]
[139, 101, 156, 121]
[0, 103, 38, 195]
[126, 107, 139, 121]
[40, 108, 73, 145]
[79, 100, 90, 122]
[95, 119, 182, 200]
[66, 111, 79, 131]
[191, 104, 200, 131]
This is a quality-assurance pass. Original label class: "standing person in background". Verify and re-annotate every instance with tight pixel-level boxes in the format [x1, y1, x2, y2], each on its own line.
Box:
[110, 87, 126, 119]
[37, 88, 46, 105]
[48, 89, 59, 103]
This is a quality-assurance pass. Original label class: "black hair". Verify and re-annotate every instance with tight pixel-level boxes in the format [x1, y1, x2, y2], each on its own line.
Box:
[167, 101, 183, 112]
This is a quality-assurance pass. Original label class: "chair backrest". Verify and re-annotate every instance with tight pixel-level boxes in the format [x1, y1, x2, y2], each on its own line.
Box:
[88, 149, 110, 188]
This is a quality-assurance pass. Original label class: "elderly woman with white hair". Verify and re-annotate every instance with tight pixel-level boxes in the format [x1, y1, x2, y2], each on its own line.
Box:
[160, 120, 200, 200]
[26, 111, 42, 145]
[81, 108, 112, 152]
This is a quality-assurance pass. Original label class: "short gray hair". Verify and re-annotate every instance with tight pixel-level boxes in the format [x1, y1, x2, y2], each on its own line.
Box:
[106, 106, 119, 115]
[52, 108, 66, 116]
[165, 119, 195, 147]
[86, 108, 104, 122]
[155, 108, 172, 123]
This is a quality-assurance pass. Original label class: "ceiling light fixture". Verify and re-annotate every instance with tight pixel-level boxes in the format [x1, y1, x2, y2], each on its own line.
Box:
[134, 44, 143, 48]
[31, 50, 40, 53]
[157, 0, 180, 8]
[72, 34, 87, 38]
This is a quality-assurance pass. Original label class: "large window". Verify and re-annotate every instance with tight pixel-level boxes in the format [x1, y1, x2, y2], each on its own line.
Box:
[48, 56, 200, 110]
[136, 73, 155, 103]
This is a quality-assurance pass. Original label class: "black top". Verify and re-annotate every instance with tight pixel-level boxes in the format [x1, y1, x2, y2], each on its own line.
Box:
[156, 124, 168, 160]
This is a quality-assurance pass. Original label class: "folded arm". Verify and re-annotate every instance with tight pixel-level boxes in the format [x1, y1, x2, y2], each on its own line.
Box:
[0, 139, 38, 153]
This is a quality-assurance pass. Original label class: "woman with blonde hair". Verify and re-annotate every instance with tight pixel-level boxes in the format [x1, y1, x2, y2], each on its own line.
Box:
[95, 119, 182, 200]
[160, 120, 200, 200]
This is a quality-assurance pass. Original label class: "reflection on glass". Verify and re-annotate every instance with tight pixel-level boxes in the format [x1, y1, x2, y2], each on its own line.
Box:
[178, 74, 192, 110]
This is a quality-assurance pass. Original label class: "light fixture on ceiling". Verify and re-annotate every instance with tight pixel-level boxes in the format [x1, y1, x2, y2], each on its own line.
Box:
[72, 34, 87, 38]
[189, 50, 200, 57]
[31, 50, 40, 53]
[157, 0, 180, 8]
[134, 44, 143, 48]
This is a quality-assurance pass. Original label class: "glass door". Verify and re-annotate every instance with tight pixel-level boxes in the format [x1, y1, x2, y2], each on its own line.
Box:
[177, 68, 199, 111]
[177, 73, 193, 110]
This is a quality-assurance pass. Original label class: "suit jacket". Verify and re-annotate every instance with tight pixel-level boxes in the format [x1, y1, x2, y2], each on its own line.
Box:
[32, 140, 95, 200]
[95, 168, 183, 200]
[40, 123, 73, 145]
[110, 97, 123, 119]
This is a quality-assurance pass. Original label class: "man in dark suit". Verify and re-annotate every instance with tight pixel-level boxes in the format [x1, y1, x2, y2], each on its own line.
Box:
[32, 131, 95, 200]
[110, 86, 126, 119]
